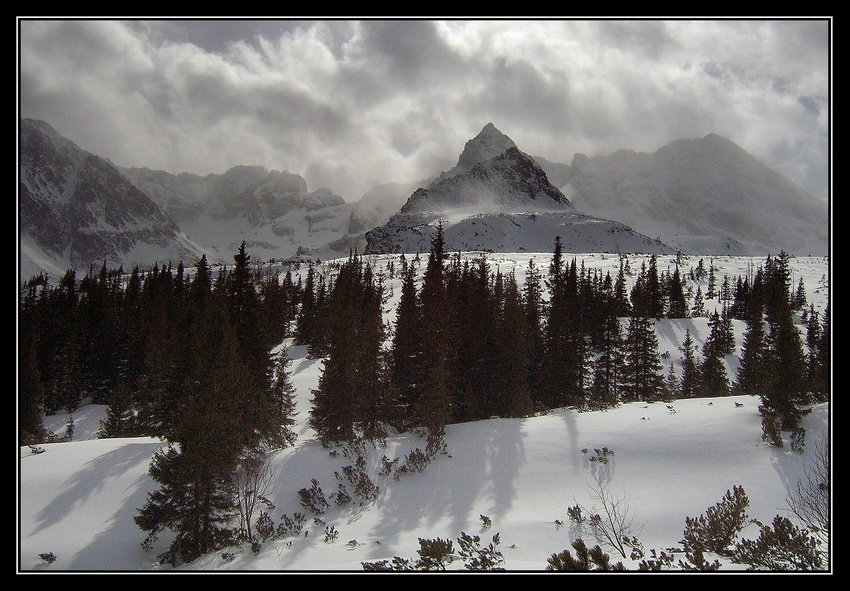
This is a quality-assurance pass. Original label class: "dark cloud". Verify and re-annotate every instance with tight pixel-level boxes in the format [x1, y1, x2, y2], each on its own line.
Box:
[18, 18, 830, 202]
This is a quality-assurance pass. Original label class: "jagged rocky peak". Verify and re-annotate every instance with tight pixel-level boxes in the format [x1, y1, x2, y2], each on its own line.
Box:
[433, 122, 518, 184]
[401, 144, 572, 215]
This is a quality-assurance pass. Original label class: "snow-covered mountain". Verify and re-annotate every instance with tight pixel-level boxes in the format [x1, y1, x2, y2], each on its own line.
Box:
[18, 118, 382, 280]
[365, 124, 675, 255]
[19, 118, 829, 280]
[120, 164, 361, 264]
[19, 118, 206, 280]
[561, 134, 829, 256]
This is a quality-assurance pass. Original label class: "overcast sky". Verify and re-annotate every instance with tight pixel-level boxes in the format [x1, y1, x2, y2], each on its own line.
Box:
[18, 18, 831, 202]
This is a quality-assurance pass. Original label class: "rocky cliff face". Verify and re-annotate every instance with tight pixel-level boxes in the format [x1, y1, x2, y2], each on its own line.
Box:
[20, 118, 204, 278]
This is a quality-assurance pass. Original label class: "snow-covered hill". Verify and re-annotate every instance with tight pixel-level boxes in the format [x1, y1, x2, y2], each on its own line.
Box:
[563, 134, 829, 256]
[366, 124, 673, 255]
[19, 252, 831, 572]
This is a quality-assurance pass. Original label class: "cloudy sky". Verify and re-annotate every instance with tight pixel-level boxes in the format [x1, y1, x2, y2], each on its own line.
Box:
[18, 18, 831, 202]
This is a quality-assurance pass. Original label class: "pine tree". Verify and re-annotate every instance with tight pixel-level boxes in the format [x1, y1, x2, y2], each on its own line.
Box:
[309, 254, 392, 444]
[542, 239, 587, 408]
[491, 270, 534, 418]
[136, 287, 247, 565]
[679, 329, 701, 399]
[691, 285, 706, 318]
[392, 265, 422, 431]
[415, 222, 453, 433]
[707, 259, 717, 299]
[667, 265, 688, 318]
[621, 315, 664, 402]
[18, 320, 48, 445]
[793, 277, 808, 310]
[523, 258, 546, 406]
[646, 254, 663, 318]
[809, 305, 830, 402]
[699, 310, 730, 397]
[735, 300, 770, 397]
[590, 313, 625, 408]
[271, 347, 299, 448]
[613, 257, 632, 317]
[664, 362, 680, 401]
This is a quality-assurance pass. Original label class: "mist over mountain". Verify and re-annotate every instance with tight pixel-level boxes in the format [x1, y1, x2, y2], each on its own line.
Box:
[120, 164, 358, 265]
[366, 125, 672, 255]
[561, 134, 828, 256]
[19, 119, 206, 279]
[19, 118, 828, 281]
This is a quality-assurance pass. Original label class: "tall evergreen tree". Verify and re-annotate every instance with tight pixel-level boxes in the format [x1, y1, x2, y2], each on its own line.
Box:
[621, 315, 664, 402]
[135, 286, 248, 565]
[735, 299, 770, 397]
[699, 310, 731, 397]
[392, 265, 422, 431]
[523, 258, 546, 406]
[415, 222, 453, 434]
[679, 329, 701, 399]
[809, 305, 830, 402]
[490, 270, 534, 418]
[667, 265, 688, 318]
[19, 319, 48, 445]
[309, 254, 392, 444]
[589, 313, 625, 408]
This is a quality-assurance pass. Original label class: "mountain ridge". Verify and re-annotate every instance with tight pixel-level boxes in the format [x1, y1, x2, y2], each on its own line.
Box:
[19, 118, 828, 280]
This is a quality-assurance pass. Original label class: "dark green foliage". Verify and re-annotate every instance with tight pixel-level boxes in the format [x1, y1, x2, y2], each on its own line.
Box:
[298, 479, 330, 515]
[699, 310, 730, 397]
[38, 552, 57, 565]
[732, 516, 823, 571]
[276, 512, 308, 538]
[546, 539, 626, 571]
[18, 320, 48, 445]
[678, 329, 701, 399]
[677, 546, 722, 571]
[735, 301, 770, 397]
[255, 511, 276, 542]
[361, 557, 416, 571]
[309, 253, 393, 445]
[415, 537, 455, 571]
[636, 548, 678, 571]
[134, 444, 238, 565]
[667, 265, 688, 318]
[680, 485, 749, 555]
[456, 531, 505, 571]
[621, 315, 664, 402]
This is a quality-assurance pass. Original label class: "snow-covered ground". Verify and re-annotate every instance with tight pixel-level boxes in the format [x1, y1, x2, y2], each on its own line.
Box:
[18, 252, 831, 573]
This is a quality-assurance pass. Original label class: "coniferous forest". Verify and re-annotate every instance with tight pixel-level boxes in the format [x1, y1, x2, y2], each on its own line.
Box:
[18, 228, 830, 566]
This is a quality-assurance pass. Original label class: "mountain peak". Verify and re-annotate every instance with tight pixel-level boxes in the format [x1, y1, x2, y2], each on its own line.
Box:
[432, 123, 518, 185]
[456, 123, 517, 171]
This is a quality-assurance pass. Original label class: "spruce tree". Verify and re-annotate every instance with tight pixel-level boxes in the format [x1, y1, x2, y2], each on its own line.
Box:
[523, 258, 546, 406]
[621, 315, 664, 402]
[590, 313, 625, 408]
[491, 270, 534, 418]
[735, 299, 770, 397]
[810, 305, 830, 402]
[679, 329, 701, 399]
[392, 265, 422, 431]
[667, 265, 688, 318]
[136, 286, 247, 564]
[416, 222, 453, 433]
[699, 310, 730, 397]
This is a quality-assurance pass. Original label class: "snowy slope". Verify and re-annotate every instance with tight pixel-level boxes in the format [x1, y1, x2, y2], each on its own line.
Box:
[565, 134, 829, 256]
[19, 252, 831, 573]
